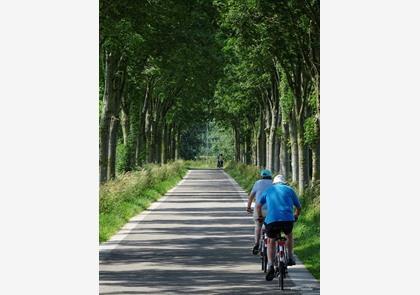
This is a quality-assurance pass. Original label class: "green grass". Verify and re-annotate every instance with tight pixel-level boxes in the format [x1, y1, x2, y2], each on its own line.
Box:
[184, 158, 217, 169]
[99, 160, 187, 243]
[225, 162, 320, 280]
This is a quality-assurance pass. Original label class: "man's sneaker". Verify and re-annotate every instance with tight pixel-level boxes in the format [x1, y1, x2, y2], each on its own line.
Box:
[287, 257, 296, 266]
[266, 265, 275, 281]
[252, 244, 259, 255]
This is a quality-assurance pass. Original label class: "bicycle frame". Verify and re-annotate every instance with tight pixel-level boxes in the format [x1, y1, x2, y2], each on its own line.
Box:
[277, 238, 288, 264]
[274, 234, 288, 290]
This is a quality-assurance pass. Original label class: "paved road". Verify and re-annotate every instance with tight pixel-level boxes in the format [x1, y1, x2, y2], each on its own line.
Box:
[100, 169, 320, 294]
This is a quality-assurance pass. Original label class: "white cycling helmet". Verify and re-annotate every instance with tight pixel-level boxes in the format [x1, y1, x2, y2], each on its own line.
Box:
[273, 174, 287, 184]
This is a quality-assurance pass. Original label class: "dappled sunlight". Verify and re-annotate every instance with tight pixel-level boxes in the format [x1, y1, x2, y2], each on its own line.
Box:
[100, 169, 309, 294]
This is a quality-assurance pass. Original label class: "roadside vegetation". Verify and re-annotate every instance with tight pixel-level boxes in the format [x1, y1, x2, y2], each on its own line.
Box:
[225, 161, 320, 279]
[99, 161, 186, 242]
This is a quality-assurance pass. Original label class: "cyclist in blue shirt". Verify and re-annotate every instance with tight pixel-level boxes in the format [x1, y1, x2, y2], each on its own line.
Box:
[256, 174, 301, 281]
[246, 169, 273, 255]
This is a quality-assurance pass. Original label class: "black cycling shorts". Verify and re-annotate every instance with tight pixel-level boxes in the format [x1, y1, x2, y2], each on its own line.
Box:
[265, 221, 294, 238]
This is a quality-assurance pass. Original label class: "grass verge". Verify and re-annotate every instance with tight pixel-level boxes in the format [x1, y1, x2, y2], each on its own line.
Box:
[184, 158, 216, 169]
[224, 161, 320, 280]
[99, 160, 187, 243]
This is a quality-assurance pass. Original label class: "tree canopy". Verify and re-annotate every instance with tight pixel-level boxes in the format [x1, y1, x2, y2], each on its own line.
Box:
[99, 0, 320, 193]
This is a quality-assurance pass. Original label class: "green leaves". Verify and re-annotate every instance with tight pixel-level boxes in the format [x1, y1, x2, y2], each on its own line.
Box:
[280, 71, 294, 121]
[304, 116, 318, 145]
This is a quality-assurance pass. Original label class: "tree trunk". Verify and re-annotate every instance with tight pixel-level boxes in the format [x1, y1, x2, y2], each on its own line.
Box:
[121, 107, 133, 172]
[121, 110, 129, 146]
[107, 116, 119, 180]
[266, 103, 279, 171]
[123, 90, 140, 171]
[305, 144, 311, 184]
[163, 123, 170, 163]
[258, 112, 266, 168]
[312, 142, 320, 182]
[245, 130, 252, 164]
[99, 50, 125, 183]
[153, 121, 160, 163]
[280, 121, 289, 178]
[136, 81, 151, 165]
[175, 130, 180, 160]
[99, 51, 118, 183]
[253, 126, 258, 166]
[273, 134, 280, 173]
[171, 125, 176, 161]
[296, 117, 306, 195]
[265, 109, 272, 171]
[157, 122, 163, 163]
[99, 113, 111, 183]
[289, 111, 299, 184]
[161, 122, 168, 164]
[266, 128, 273, 171]
[145, 110, 153, 163]
[234, 126, 241, 162]
[151, 120, 160, 163]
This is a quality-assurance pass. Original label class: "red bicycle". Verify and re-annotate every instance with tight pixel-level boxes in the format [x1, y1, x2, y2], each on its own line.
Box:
[273, 232, 289, 290]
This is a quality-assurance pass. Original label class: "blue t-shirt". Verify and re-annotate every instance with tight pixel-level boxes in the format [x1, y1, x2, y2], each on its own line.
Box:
[251, 179, 273, 210]
[259, 184, 301, 224]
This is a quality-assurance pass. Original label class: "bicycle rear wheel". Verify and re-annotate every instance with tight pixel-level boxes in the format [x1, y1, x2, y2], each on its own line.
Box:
[279, 262, 285, 290]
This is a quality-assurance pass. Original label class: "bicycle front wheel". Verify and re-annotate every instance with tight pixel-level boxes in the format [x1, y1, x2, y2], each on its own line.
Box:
[263, 246, 268, 272]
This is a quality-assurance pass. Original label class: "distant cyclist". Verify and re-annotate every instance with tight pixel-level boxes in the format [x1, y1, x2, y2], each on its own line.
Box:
[246, 169, 273, 255]
[217, 153, 224, 168]
[256, 174, 301, 281]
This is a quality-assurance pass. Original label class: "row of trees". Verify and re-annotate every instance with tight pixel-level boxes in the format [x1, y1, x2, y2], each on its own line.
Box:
[99, 0, 222, 182]
[99, 0, 320, 194]
[212, 0, 320, 193]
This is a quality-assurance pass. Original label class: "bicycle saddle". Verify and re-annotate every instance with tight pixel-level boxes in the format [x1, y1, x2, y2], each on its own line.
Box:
[274, 234, 287, 241]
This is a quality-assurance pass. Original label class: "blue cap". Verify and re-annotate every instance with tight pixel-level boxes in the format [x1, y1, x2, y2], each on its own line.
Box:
[260, 169, 272, 177]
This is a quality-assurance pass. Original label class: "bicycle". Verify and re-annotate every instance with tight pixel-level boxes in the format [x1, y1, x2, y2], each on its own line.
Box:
[259, 225, 268, 273]
[273, 232, 289, 290]
[246, 208, 267, 272]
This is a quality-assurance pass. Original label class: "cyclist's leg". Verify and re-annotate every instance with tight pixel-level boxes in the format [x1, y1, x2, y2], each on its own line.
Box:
[252, 210, 261, 244]
[260, 222, 266, 241]
[265, 221, 282, 281]
[251, 211, 262, 254]
[265, 222, 281, 266]
[281, 221, 295, 265]
[255, 222, 262, 244]
[287, 232, 293, 258]
[268, 238, 277, 267]
[253, 208, 266, 245]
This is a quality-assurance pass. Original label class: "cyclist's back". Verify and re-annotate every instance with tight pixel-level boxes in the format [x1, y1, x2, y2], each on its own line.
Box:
[262, 184, 299, 224]
[217, 153, 224, 167]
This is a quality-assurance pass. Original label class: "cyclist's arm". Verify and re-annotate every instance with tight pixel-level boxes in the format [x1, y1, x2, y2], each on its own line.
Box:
[247, 191, 256, 211]
[257, 193, 267, 218]
[294, 207, 301, 219]
[291, 190, 302, 219]
[255, 202, 262, 217]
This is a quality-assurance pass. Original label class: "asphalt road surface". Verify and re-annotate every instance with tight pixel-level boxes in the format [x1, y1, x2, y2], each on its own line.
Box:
[100, 169, 320, 294]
